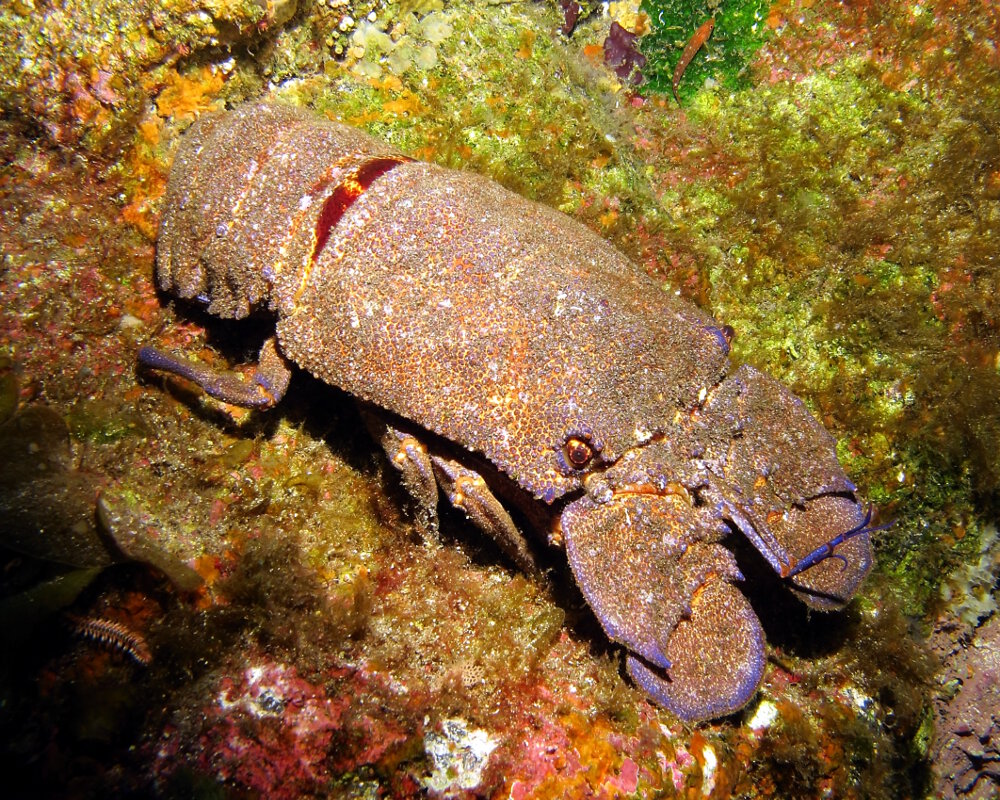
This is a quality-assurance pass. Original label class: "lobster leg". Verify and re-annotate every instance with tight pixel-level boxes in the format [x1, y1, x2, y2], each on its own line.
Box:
[430, 455, 539, 575]
[138, 337, 292, 409]
[362, 412, 536, 570]
[363, 412, 439, 529]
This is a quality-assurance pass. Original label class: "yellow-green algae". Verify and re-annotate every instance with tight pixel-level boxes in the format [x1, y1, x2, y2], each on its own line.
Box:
[0, 0, 294, 153]
[637, 51, 998, 616]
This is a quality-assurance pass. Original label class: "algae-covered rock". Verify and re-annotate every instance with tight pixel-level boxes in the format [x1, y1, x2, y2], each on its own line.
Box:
[0, 0, 297, 153]
[0, 405, 111, 568]
[97, 490, 204, 592]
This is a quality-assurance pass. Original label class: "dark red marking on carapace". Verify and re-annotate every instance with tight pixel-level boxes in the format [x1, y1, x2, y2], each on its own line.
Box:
[672, 17, 715, 104]
[311, 156, 410, 266]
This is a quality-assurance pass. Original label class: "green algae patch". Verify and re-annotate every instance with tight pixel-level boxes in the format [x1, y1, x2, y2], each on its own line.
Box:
[67, 398, 148, 444]
[639, 0, 771, 101]
[364, 544, 566, 716]
[287, 2, 630, 212]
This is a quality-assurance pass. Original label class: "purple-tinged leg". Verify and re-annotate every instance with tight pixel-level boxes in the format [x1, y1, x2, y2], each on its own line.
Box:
[783, 504, 891, 578]
[138, 336, 292, 409]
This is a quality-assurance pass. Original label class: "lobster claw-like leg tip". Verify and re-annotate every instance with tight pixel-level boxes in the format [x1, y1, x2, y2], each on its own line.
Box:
[785, 494, 874, 610]
[629, 580, 766, 722]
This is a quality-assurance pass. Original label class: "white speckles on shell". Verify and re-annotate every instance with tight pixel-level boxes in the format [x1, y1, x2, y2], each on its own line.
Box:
[634, 424, 653, 444]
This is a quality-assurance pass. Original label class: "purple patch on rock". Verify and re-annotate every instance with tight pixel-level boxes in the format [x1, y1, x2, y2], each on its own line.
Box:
[604, 22, 647, 85]
[559, 0, 581, 36]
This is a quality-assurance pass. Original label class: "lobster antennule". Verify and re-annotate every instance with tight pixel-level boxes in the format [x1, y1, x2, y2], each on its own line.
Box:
[782, 504, 890, 578]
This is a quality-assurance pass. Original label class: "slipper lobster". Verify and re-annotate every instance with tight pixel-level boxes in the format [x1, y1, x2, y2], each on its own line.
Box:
[139, 102, 876, 721]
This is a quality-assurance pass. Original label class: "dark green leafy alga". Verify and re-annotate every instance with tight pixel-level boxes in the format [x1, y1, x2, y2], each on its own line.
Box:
[639, 0, 771, 100]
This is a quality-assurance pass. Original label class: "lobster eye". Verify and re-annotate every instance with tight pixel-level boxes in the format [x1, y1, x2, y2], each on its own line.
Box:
[564, 436, 594, 469]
